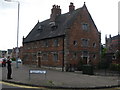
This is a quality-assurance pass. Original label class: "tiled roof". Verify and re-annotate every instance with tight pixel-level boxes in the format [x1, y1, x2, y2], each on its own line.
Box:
[108, 35, 120, 40]
[23, 7, 81, 43]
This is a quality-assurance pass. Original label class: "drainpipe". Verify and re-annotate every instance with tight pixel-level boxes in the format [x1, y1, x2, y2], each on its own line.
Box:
[62, 36, 65, 72]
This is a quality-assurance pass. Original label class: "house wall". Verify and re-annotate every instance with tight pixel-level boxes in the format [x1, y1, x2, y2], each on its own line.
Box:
[106, 35, 120, 53]
[22, 4, 101, 69]
[22, 36, 64, 67]
[65, 5, 101, 66]
[105, 35, 120, 63]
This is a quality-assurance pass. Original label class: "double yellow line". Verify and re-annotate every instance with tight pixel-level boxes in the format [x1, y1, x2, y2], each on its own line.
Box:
[0, 81, 46, 89]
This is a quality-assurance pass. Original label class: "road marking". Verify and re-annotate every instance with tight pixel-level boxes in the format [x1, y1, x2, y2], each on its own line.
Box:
[0, 81, 46, 89]
[1, 81, 119, 90]
[114, 87, 120, 89]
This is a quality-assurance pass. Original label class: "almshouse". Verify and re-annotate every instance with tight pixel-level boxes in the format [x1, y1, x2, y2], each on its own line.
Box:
[22, 2, 101, 71]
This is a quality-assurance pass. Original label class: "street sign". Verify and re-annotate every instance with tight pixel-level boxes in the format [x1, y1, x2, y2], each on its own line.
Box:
[29, 70, 47, 80]
[30, 70, 46, 74]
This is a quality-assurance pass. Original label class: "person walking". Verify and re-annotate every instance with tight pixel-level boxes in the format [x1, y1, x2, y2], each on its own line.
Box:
[7, 56, 12, 79]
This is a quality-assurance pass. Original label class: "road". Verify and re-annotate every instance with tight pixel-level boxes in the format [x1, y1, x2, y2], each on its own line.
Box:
[0, 62, 46, 90]
[0, 62, 120, 90]
[0, 81, 46, 90]
[0, 81, 120, 90]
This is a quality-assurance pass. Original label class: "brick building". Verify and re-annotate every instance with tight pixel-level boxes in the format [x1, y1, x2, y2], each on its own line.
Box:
[106, 34, 120, 53]
[0, 50, 7, 58]
[12, 47, 19, 59]
[22, 2, 101, 71]
[12, 47, 23, 59]
[105, 34, 120, 63]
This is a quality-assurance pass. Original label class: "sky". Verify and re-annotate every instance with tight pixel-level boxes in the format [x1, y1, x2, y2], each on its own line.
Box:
[0, 0, 119, 50]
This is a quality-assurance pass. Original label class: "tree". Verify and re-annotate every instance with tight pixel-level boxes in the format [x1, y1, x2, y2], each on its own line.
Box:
[98, 45, 109, 74]
[101, 45, 107, 59]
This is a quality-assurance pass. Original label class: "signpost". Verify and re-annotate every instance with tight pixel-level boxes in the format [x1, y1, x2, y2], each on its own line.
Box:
[29, 70, 47, 80]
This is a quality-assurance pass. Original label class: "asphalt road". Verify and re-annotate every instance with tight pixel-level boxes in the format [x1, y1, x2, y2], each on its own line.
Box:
[0, 81, 45, 90]
[0, 62, 120, 90]
[0, 81, 120, 90]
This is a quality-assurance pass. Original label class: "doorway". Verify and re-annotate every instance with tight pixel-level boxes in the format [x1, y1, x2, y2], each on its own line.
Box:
[83, 57, 87, 64]
[38, 57, 41, 67]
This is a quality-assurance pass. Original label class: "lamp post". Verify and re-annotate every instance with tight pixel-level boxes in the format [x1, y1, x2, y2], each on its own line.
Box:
[5, 0, 20, 68]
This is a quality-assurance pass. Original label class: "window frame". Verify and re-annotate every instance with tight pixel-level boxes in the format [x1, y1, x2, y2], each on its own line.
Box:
[93, 42, 96, 48]
[73, 52, 77, 59]
[54, 39, 59, 47]
[82, 51, 88, 57]
[82, 38, 89, 47]
[53, 52, 58, 61]
[42, 53, 48, 60]
[43, 40, 49, 47]
[73, 40, 77, 46]
[82, 23, 89, 30]
[93, 54, 96, 59]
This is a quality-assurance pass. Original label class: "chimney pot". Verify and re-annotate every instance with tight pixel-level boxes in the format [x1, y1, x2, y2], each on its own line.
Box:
[53, 5, 56, 8]
[69, 2, 75, 12]
[50, 4, 61, 21]
[57, 5, 59, 8]
[58, 6, 60, 9]
[70, 2, 73, 5]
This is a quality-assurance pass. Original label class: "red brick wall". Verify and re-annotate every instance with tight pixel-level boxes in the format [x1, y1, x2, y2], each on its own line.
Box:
[22, 37, 64, 67]
[65, 5, 101, 66]
[106, 35, 120, 53]
[22, 4, 101, 68]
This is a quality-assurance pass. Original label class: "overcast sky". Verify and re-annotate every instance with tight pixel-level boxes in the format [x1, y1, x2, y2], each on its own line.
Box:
[0, 0, 119, 50]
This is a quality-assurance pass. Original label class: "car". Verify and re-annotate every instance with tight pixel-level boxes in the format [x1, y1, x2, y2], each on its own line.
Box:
[17, 58, 22, 63]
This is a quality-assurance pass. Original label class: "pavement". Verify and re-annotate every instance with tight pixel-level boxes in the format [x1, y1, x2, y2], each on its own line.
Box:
[1, 63, 120, 89]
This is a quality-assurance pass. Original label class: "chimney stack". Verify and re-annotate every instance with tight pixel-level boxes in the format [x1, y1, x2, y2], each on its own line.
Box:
[50, 5, 61, 21]
[109, 34, 111, 38]
[69, 2, 75, 12]
[105, 34, 108, 43]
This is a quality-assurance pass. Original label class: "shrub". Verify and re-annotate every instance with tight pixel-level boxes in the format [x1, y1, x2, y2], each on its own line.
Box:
[109, 64, 120, 71]
[97, 60, 109, 69]
[11, 57, 16, 61]
[76, 60, 84, 71]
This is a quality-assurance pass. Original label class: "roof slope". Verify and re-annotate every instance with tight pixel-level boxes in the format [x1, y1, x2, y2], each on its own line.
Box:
[23, 7, 81, 43]
[23, 3, 98, 43]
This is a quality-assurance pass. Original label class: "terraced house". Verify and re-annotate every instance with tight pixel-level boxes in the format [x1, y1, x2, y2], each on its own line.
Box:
[22, 2, 101, 71]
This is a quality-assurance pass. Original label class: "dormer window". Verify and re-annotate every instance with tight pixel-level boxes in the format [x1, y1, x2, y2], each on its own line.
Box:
[38, 25, 43, 32]
[49, 22, 55, 27]
[38, 25, 43, 30]
[39, 26, 42, 29]
[49, 22, 58, 30]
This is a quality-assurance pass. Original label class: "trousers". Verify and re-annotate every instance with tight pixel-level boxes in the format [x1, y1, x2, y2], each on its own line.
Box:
[7, 66, 12, 79]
